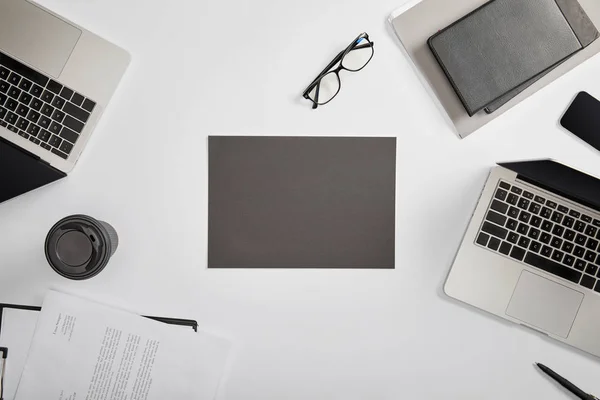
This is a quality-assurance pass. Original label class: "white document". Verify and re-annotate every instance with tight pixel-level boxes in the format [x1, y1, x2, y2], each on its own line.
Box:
[14, 291, 231, 400]
[0, 308, 39, 400]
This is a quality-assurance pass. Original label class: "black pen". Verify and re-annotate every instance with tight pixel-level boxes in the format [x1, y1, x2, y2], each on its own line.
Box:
[536, 363, 598, 400]
[0, 347, 7, 400]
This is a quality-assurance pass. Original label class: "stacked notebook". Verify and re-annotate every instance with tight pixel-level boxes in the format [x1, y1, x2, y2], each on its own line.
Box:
[428, 0, 599, 116]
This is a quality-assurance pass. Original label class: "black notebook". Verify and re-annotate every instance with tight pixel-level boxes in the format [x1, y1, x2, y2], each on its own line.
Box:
[428, 0, 588, 116]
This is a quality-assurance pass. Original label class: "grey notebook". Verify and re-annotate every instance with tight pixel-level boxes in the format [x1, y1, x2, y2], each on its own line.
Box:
[485, 0, 599, 113]
[208, 136, 396, 269]
[428, 0, 584, 116]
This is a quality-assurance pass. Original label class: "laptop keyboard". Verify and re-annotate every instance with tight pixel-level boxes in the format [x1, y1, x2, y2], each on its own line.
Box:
[476, 180, 600, 294]
[0, 51, 96, 160]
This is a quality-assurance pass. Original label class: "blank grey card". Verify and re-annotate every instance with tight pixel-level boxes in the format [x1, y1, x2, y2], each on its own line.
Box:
[208, 136, 396, 269]
[428, 0, 583, 116]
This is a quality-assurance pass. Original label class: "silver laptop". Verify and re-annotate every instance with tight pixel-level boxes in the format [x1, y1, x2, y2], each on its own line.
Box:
[447, 159, 600, 357]
[0, 0, 129, 176]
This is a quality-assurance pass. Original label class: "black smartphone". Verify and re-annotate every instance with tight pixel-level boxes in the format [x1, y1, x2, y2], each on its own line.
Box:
[560, 92, 600, 151]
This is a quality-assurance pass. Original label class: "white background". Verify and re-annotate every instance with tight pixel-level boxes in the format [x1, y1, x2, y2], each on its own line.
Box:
[1, 0, 600, 399]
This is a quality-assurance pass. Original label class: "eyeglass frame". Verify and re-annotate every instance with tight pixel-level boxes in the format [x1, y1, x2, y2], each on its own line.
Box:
[302, 32, 374, 109]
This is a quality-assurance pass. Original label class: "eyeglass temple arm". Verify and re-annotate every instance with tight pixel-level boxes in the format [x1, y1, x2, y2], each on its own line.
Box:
[312, 81, 320, 109]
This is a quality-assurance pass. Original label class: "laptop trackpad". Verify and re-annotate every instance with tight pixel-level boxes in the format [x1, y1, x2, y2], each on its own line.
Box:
[506, 271, 583, 338]
[0, 0, 81, 77]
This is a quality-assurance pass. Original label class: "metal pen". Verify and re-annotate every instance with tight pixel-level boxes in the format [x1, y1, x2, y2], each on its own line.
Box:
[0, 347, 7, 400]
[537, 363, 598, 400]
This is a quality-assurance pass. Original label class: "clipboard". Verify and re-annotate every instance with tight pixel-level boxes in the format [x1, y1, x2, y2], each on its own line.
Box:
[0, 303, 198, 332]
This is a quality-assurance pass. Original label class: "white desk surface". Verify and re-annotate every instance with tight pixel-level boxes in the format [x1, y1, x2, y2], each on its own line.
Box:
[1, 0, 600, 398]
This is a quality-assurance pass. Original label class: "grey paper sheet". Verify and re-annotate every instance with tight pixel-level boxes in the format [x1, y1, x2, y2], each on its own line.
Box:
[485, 0, 599, 113]
[428, 0, 583, 116]
[208, 136, 396, 269]
[389, 0, 600, 138]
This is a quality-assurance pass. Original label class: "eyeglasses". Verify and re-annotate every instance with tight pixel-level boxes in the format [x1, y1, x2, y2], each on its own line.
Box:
[303, 32, 374, 109]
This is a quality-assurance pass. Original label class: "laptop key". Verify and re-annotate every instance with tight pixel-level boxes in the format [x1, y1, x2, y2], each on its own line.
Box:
[499, 241, 512, 255]
[71, 92, 84, 106]
[564, 229, 576, 241]
[6, 111, 17, 125]
[586, 238, 599, 251]
[541, 245, 553, 257]
[510, 246, 526, 261]
[40, 142, 51, 150]
[52, 109, 65, 123]
[488, 237, 501, 251]
[30, 98, 43, 111]
[540, 232, 551, 244]
[511, 187, 523, 195]
[550, 237, 562, 249]
[486, 210, 507, 226]
[28, 136, 40, 145]
[529, 202, 541, 215]
[17, 130, 29, 139]
[48, 121, 61, 135]
[594, 219, 600, 228]
[63, 102, 90, 123]
[563, 216, 575, 228]
[518, 211, 531, 223]
[7, 125, 17, 133]
[47, 80, 63, 94]
[534, 195, 546, 204]
[585, 225, 597, 237]
[518, 237, 530, 249]
[26, 124, 40, 136]
[551, 250, 564, 263]
[82, 98, 95, 113]
[476, 233, 490, 246]
[38, 129, 51, 142]
[551, 211, 563, 223]
[529, 241, 541, 253]
[7, 86, 21, 100]
[59, 126, 78, 144]
[41, 90, 54, 103]
[507, 232, 519, 244]
[16, 117, 28, 131]
[582, 215, 593, 223]
[30, 84, 43, 97]
[8, 73, 20, 85]
[0, 93, 6, 106]
[528, 228, 540, 240]
[26, 110, 40, 124]
[558, 205, 569, 213]
[506, 218, 518, 231]
[16, 104, 29, 118]
[18, 79, 32, 91]
[508, 207, 519, 219]
[51, 147, 68, 159]
[585, 250, 596, 262]
[575, 234, 587, 245]
[48, 135, 62, 148]
[38, 116, 51, 129]
[581, 275, 596, 290]
[574, 221, 586, 232]
[551, 225, 564, 237]
[546, 201, 557, 209]
[524, 252, 582, 284]
[0, 81, 8, 93]
[18, 92, 32, 106]
[0, 107, 6, 119]
[585, 264, 598, 276]
[60, 87, 74, 100]
[59, 140, 73, 154]
[63, 115, 84, 133]
[0, 66, 8, 79]
[490, 200, 508, 214]
[541, 207, 552, 219]
[518, 198, 530, 210]
[531, 216, 542, 228]
[517, 223, 528, 235]
[51, 96, 65, 109]
[541, 220, 553, 232]
[562, 241, 574, 254]
[523, 191, 534, 199]
[564, 255, 575, 267]
[507, 194, 518, 205]
[482, 222, 507, 240]
[574, 246, 585, 258]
